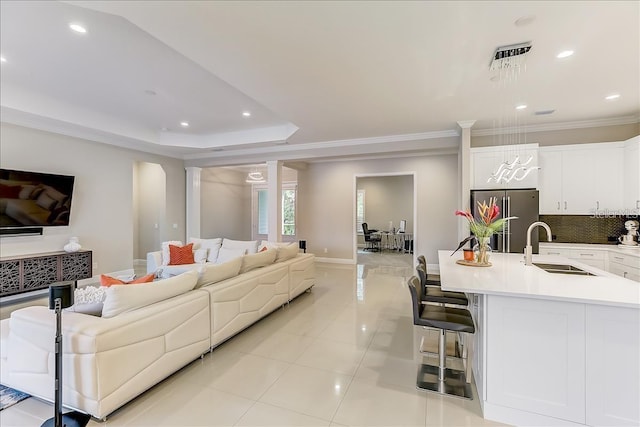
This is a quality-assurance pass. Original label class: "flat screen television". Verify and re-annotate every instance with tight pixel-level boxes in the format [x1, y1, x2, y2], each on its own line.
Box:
[0, 168, 75, 227]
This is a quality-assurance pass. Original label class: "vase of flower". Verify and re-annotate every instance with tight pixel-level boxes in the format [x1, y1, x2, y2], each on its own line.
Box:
[474, 236, 492, 265]
[456, 197, 517, 266]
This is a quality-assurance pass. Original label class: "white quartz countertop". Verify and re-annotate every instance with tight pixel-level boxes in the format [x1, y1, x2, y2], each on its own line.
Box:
[438, 250, 640, 308]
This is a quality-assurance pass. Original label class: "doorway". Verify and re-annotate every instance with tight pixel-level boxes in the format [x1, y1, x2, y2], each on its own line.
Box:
[354, 173, 416, 269]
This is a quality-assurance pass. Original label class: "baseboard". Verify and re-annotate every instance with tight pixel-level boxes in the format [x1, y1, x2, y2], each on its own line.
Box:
[483, 402, 584, 427]
[315, 257, 356, 265]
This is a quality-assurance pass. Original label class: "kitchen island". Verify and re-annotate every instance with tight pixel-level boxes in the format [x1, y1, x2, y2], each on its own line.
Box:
[438, 250, 640, 427]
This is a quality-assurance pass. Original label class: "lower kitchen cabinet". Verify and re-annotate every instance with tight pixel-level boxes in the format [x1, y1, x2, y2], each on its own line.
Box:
[586, 305, 640, 426]
[477, 295, 640, 426]
[608, 252, 640, 282]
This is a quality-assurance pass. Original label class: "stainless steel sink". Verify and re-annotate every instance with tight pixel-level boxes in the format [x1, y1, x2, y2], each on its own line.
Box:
[532, 263, 596, 276]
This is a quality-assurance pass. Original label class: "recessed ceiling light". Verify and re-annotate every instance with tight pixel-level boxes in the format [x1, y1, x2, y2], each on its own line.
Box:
[605, 94, 620, 100]
[242, 111, 251, 117]
[69, 23, 87, 34]
[515, 15, 536, 27]
[0, 56, 6, 63]
[180, 121, 189, 127]
[515, 104, 528, 110]
[556, 50, 574, 59]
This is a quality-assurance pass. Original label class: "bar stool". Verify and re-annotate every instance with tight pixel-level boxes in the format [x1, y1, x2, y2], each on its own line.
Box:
[407, 276, 475, 399]
[416, 264, 468, 306]
[416, 255, 442, 286]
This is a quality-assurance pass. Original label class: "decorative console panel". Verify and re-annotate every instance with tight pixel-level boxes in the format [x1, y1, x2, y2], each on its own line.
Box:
[0, 250, 92, 298]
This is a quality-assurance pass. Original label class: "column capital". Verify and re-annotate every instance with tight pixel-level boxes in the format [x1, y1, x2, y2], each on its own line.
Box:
[457, 120, 476, 130]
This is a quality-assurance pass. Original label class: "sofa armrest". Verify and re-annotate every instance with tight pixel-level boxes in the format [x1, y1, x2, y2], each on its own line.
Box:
[147, 251, 163, 274]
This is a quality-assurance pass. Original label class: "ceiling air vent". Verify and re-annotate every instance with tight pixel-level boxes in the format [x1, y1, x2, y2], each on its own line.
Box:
[534, 109, 556, 116]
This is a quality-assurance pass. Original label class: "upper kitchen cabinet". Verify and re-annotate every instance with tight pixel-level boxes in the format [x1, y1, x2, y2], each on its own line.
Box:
[471, 144, 539, 190]
[539, 142, 624, 215]
[623, 135, 640, 212]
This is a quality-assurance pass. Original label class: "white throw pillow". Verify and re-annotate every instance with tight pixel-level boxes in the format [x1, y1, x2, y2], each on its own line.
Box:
[189, 237, 223, 262]
[193, 248, 208, 263]
[101, 270, 198, 318]
[276, 242, 299, 262]
[258, 240, 294, 251]
[196, 257, 242, 288]
[222, 238, 259, 254]
[158, 264, 202, 279]
[216, 247, 246, 264]
[161, 240, 183, 265]
[240, 248, 277, 273]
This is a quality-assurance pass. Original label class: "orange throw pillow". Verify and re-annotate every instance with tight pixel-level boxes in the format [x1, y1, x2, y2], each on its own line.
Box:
[168, 243, 195, 265]
[100, 273, 155, 287]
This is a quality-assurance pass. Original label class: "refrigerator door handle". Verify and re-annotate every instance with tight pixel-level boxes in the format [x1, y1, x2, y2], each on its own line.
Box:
[506, 196, 511, 252]
[502, 196, 507, 252]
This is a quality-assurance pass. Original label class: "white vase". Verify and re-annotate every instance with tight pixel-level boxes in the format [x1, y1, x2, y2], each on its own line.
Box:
[64, 237, 81, 253]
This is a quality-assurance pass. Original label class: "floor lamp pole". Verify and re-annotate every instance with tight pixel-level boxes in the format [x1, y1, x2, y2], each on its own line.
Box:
[41, 282, 90, 427]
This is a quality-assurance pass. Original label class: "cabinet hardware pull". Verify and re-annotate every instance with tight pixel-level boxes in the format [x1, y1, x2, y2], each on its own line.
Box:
[580, 253, 594, 256]
[557, 201, 560, 210]
[623, 272, 628, 278]
[549, 252, 560, 255]
[564, 201, 567, 210]
[637, 200, 639, 210]
[614, 257, 623, 261]
[596, 201, 600, 210]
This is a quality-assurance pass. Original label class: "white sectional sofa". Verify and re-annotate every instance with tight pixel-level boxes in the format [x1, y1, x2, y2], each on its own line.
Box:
[0, 241, 315, 420]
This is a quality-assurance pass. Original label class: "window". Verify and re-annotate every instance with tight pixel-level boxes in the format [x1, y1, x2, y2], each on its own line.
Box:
[254, 184, 297, 238]
[356, 189, 365, 234]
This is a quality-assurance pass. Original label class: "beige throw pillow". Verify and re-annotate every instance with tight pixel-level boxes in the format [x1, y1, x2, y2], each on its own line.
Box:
[276, 242, 299, 262]
[196, 257, 242, 288]
[240, 248, 277, 273]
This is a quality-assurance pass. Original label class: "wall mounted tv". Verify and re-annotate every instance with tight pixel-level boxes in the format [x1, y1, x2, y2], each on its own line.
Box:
[0, 168, 75, 228]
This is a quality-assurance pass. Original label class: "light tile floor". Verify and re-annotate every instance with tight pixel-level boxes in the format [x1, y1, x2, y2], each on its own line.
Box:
[1, 256, 509, 427]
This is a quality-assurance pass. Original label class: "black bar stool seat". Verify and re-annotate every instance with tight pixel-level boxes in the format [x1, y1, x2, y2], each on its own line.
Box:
[416, 264, 469, 306]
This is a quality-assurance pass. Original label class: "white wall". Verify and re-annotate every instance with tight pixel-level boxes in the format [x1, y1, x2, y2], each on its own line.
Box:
[297, 154, 459, 264]
[135, 162, 167, 259]
[200, 167, 251, 240]
[0, 123, 186, 273]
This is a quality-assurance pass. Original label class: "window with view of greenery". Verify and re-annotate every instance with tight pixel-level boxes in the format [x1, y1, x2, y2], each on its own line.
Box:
[255, 185, 297, 237]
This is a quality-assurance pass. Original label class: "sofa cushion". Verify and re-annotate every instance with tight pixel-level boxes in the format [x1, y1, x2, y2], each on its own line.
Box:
[100, 273, 155, 287]
[222, 238, 258, 254]
[168, 243, 195, 265]
[216, 247, 246, 264]
[189, 237, 223, 262]
[276, 242, 299, 262]
[240, 247, 277, 273]
[102, 270, 198, 318]
[196, 257, 243, 288]
[161, 240, 183, 265]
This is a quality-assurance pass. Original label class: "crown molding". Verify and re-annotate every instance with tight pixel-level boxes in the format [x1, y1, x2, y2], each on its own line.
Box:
[471, 115, 639, 137]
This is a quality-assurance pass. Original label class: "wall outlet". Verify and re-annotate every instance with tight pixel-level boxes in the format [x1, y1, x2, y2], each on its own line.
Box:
[323, 248, 328, 254]
[172, 223, 178, 229]
[93, 262, 98, 270]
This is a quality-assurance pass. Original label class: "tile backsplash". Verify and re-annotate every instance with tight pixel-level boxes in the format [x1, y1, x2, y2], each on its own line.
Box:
[539, 215, 634, 244]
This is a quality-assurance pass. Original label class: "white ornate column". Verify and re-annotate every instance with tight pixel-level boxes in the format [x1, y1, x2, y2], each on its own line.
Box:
[267, 160, 283, 242]
[185, 167, 201, 240]
[457, 120, 475, 241]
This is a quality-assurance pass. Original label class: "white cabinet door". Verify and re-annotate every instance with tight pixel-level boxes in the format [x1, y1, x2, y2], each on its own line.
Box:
[586, 305, 640, 426]
[623, 136, 640, 212]
[594, 146, 623, 213]
[538, 150, 563, 214]
[486, 295, 586, 423]
[562, 149, 597, 214]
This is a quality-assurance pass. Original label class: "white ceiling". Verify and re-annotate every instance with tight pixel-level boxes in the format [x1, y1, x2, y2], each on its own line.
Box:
[1, 1, 638, 166]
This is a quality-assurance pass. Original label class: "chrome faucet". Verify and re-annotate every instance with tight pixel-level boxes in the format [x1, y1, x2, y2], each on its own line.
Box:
[524, 221, 552, 265]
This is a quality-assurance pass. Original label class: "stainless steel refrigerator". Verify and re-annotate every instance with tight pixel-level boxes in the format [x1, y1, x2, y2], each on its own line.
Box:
[470, 189, 539, 253]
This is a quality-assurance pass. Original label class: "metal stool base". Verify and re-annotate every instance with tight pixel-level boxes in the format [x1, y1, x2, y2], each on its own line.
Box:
[416, 363, 473, 400]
